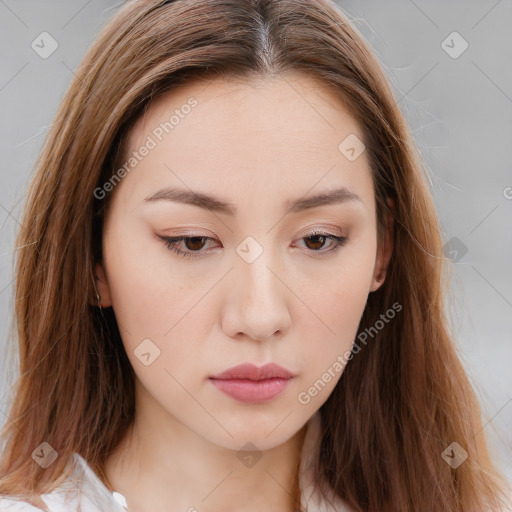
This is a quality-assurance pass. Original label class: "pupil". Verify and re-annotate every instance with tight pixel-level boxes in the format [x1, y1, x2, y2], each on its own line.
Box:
[186, 237, 206, 250]
[307, 235, 325, 250]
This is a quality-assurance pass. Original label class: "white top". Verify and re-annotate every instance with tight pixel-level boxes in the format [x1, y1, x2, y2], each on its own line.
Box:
[0, 411, 353, 512]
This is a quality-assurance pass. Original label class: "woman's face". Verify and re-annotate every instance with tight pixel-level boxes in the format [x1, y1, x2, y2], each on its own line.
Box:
[96, 72, 391, 450]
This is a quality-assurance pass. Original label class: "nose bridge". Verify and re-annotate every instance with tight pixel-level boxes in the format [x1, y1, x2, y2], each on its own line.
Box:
[222, 235, 291, 340]
[239, 246, 279, 303]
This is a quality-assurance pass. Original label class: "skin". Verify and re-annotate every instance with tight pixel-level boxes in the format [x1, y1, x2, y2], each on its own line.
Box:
[95, 71, 394, 512]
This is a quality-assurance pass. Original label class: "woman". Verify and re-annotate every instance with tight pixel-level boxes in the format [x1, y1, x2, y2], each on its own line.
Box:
[0, 0, 510, 511]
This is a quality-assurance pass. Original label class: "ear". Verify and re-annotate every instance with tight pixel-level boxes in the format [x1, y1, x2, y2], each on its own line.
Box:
[369, 197, 395, 293]
[93, 261, 113, 308]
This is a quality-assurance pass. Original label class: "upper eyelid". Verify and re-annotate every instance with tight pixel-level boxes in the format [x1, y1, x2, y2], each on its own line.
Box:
[160, 230, 345, 243]
[160, 224, 346, 238]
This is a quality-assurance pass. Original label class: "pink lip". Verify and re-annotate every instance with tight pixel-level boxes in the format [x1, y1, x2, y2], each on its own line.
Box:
[209, 363, 295, 404]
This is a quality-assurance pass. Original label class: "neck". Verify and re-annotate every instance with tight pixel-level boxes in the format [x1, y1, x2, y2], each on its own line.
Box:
[103, 383, 308, 512]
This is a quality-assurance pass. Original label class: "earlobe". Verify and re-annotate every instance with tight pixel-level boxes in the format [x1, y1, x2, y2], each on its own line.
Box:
[93, 262, 112, 308]
[370, 274, 384, 292]
[370, 198, 395, 293]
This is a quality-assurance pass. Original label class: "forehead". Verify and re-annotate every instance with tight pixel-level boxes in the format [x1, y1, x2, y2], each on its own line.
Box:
[124, 72, 363, 155]
[113, 72, 373, 214]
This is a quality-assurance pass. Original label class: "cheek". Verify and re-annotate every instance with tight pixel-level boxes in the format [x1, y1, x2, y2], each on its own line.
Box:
[103, 248, 212, 417]
[106, 262, 212, 362]
[102, 224, 198, 350]
[294, 240, 375, 404]
[296, 230, 375, 333]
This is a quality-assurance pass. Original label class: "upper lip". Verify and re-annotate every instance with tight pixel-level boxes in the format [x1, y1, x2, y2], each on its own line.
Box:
[210, 363, 295, 381]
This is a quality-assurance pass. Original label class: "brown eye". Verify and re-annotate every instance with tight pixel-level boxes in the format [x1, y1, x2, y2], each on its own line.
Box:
[183, 236, 208, 251]
[297, 230, 348, 256]
[303, 234, 328, 251]
[159, 235, 218, 258]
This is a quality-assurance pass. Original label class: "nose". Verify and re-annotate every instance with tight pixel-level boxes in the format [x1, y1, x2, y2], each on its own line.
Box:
[221, 251, 292, 341]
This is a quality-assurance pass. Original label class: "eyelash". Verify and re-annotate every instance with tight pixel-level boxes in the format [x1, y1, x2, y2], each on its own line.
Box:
[158, 229, 347, 259]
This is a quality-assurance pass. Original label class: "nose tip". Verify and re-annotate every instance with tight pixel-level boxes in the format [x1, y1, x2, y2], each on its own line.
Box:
[237, 327, 280, 341]
[221, 257, 291, 342]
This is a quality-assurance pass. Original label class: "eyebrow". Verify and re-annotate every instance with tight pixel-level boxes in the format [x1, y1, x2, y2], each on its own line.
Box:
[144, 186, 362, 215]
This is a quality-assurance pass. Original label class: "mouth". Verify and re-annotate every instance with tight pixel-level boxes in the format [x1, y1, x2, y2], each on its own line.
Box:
[209, 362, 295, 404]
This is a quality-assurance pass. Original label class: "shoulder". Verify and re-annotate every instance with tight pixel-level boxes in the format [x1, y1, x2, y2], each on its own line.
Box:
[0, 496, 47, 511]
[0, 452, 126, 512]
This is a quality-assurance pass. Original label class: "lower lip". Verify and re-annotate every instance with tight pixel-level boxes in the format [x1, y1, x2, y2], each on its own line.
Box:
[209, 377, 292, 403]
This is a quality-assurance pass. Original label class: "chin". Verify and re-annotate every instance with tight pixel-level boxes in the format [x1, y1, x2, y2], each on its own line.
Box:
[194, 410, 305, 451]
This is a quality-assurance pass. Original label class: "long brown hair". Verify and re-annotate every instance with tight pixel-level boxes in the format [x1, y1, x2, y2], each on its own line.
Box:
[1, 0, 509, 510]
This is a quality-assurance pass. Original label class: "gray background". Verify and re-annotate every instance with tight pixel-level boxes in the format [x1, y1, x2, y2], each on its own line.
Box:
[1, 0, 511, 483]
